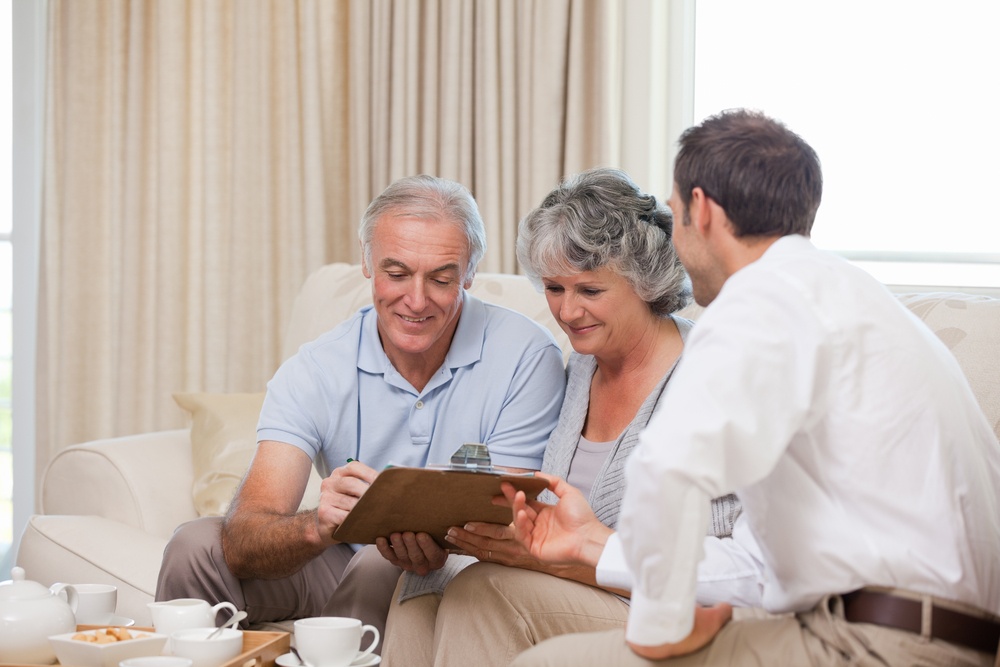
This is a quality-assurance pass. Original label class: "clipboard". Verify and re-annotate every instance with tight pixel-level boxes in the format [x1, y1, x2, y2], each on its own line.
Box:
[331, 465, 549, 547]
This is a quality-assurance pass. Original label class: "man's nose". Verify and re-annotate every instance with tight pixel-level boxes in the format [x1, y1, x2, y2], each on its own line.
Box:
[405, 280, 427, 311]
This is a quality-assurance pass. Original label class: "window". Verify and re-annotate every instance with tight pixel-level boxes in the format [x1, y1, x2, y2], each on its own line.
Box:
[2, 3, 13, 569]
[0, 240, 10, 568]
[7, 0, 44, 571]
[693, 0, 1000, 288]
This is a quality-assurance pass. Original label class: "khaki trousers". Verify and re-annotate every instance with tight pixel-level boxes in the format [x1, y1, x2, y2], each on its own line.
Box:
[155, 517, 402, 655]
[156, 517, 355, 625]
[381, 562, 630, 667]
[510, 595, 996, 667]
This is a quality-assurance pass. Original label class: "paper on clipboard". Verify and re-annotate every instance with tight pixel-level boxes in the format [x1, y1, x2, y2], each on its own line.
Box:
[331, 463, 549, 547]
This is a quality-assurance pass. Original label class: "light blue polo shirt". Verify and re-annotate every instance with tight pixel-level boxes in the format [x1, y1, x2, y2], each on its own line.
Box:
[258, 291, 566, 477]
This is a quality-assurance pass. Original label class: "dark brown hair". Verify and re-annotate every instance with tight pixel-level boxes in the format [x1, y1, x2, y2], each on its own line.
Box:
[674, 109, 823, 238]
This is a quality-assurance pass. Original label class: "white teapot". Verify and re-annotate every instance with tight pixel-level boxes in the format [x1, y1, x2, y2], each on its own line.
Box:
[0, 566, 78, 664]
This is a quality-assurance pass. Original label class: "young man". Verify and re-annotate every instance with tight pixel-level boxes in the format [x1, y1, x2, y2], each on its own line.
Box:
[156, 175, 566, 647]
[508, 110, 1000, 666]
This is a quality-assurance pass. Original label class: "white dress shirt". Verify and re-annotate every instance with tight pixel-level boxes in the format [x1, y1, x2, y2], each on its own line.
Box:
[603, 235, 1000, 646]
[596, 512, 765, 608]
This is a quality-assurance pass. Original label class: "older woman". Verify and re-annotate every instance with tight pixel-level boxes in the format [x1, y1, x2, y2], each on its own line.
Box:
[379, 168, 763, 667]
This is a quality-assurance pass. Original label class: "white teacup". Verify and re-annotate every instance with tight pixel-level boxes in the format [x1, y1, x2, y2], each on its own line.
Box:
[51, 582, 118, 625]
[147, 599, 239, 650]
[293, 617, 379, 667]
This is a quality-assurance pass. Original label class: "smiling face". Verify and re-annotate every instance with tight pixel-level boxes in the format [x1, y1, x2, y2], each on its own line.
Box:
[542, 266, 653, 361]
[362, 214, 473, 379]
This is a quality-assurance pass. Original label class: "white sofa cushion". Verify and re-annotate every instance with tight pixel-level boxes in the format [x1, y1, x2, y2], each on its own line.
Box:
[896, 292, 1000, 439]
[173, 392, 322, 517]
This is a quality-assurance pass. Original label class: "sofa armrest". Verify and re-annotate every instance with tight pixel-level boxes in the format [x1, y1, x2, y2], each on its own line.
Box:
[16, 515, 167, 627]
[41, 429, 199, 540]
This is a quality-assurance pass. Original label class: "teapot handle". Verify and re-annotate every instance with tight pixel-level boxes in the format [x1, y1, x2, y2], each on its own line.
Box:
[49, 582, 80, 613]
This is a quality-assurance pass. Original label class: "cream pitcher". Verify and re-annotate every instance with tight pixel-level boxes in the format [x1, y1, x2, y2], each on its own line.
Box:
[148, 598, 240, 651]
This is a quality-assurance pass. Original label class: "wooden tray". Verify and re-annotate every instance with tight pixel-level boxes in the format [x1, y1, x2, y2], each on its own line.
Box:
[214, 630, 289, 667]
[1, 628, 290, 667]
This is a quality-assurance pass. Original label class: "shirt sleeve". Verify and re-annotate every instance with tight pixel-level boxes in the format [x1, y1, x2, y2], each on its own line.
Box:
[693, 512, 765, 608]
[482, 342, 567, 469]
[617, 271, 825, 646]
[596, 513, 765, 608]
[595, 532, 631, 591]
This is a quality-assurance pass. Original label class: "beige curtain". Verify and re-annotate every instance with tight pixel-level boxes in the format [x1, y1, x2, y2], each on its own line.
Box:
[37, 0, 671, 479]
[351, 0, 617, 272]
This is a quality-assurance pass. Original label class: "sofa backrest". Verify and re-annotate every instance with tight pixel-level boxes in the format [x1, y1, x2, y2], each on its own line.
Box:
[284, 263, 1000, 441]
[894, 292, 1000, 440]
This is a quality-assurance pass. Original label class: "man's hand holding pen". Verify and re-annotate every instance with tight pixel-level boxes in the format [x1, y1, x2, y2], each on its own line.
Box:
[317, 458, 378, 545]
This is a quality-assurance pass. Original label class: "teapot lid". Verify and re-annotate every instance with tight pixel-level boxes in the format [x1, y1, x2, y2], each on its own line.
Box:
[0, 566, 54, 601]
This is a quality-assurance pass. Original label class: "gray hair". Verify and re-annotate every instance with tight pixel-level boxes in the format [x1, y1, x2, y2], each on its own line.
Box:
[516, 167, 690, 317]
[359, 174, 487, 280]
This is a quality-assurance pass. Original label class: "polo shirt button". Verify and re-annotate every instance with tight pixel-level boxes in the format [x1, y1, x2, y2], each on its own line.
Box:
[415, 400, 424, 409]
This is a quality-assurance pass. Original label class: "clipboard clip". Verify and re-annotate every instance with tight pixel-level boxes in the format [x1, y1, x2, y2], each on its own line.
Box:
[448, 443, 494, 471]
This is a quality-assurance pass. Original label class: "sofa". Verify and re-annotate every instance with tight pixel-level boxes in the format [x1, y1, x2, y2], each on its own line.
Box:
[15, 262, 1000, 628]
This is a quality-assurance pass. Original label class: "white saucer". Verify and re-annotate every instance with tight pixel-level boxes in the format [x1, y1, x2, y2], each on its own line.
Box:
[275, 652, 380, 667]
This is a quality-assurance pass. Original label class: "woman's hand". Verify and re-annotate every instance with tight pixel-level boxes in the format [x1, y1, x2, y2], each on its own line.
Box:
[444, 521, 544, 570]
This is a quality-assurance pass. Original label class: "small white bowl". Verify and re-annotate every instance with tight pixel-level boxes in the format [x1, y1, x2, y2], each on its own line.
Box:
[49, 628, 169, 667]
[169, 627, 243, 667]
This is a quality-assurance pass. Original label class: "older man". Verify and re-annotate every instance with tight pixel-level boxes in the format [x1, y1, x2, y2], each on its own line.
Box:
[508, 110, 1000, 666]
[156, 175, 566, 646]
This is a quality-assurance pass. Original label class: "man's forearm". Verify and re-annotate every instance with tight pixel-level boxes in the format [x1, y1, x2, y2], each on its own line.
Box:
[221, 508, 331, 579]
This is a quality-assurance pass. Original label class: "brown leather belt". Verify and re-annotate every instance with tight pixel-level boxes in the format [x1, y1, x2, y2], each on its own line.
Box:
[842, 589, 1000, 654]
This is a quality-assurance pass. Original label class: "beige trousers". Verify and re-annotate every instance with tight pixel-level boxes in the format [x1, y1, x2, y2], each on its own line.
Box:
[510, 595, 996, 667]
[156, 517, 401, 655]
[381, 562, 630, 667]
[155, 517, 355, 625]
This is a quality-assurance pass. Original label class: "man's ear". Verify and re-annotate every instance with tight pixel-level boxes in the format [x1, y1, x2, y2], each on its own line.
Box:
[689, 187, 713, 235]
[691, 186, 733, 240]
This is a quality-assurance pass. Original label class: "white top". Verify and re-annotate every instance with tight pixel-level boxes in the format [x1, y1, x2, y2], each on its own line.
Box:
[566, 434, 615, 501]
[600, 235, 1000, 646]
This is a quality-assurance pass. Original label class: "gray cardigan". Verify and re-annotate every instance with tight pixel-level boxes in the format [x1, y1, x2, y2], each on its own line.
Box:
[539, 315, 740, 537]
